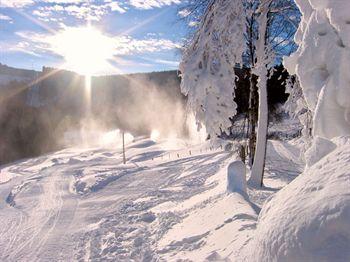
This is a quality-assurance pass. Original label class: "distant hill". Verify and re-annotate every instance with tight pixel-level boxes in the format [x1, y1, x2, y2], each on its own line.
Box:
[0, 65, 185, 165]
[0, 63, 39, 86]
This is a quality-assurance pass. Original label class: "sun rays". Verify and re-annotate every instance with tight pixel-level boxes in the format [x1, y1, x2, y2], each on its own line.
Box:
[47, 26, 116, 75]
[2, 3, 176, 112]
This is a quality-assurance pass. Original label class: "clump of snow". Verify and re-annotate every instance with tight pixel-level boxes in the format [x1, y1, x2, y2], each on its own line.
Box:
[304, 136, 336, 168]
[227, 161, 247, 196]
[248, 137, 350, 262]
[285, 0, 350, 139]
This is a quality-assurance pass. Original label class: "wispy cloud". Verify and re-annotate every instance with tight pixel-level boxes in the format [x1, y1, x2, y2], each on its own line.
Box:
[0, 13, 13, 22]
[30, 1, 127, 22]
[0, 0, 34, 8]
[178, 9, 190, 18]
[154, 59, 179, 67]
[7, 27, 180, 59]
[128, 0, 181, 10]
[0, 0, 180, 12]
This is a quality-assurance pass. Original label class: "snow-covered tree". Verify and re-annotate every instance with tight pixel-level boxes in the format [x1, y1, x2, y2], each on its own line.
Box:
[284, 76, 312, 138]
[180, 0, 300, 187]
[179, 0, 246, 136]
[247, 0, 274, 187]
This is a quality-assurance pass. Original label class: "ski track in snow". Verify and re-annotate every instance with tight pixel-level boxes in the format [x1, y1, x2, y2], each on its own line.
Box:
[0, 138, 303, 261]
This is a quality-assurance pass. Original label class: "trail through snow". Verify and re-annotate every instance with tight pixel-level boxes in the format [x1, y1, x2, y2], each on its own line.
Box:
[0, 137, 303, 261]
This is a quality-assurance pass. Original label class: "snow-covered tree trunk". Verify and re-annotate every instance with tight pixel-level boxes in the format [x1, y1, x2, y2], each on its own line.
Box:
[248, 75, 257, 167]
[249, 70, 268, 187]
[248, 0, 272, 187]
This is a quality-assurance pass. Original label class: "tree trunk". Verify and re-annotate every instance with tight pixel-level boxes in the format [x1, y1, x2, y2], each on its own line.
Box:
[248, 72, 257, 167]
[248, 0, 272, 188]
[249, 73, 268, 187]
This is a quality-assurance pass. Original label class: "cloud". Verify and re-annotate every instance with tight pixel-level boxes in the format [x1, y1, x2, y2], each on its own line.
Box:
[154, 59, 179, 67]
[178, 9, 190, 18]
[32, 1, 127, 22]
[0, 0, 34, 8]
[128, 0, 181, 10]
[113, 35, 180, 55]
[32, 10, 51, 18]
[188, 21, 199, 27]
[40, 0, 87, 3]
[104, 1, 127, 13]
[0, 13, 13, 22]
[8, 27, 180, 59]
[0, 40, 43, 56]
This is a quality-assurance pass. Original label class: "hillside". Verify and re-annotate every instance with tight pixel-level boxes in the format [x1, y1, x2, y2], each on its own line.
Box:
[0, 135, 304, 261]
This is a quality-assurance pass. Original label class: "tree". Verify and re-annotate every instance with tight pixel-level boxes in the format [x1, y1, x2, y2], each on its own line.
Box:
[248, 0, 273, 187]
[180, 0, 300, 187]
[284, 75, 312, 138]
[179, 0, 246, 136]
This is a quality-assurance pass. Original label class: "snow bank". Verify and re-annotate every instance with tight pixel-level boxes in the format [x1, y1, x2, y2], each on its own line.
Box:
[227, 161, 247, 196]
[305, 136, 336, 168]
[255, 2, 350, 260]
[248, 137, 350, 261]
[285, 0, 350, 139]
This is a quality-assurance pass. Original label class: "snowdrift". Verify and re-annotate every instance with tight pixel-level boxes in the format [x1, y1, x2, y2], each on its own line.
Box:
[285, 0, 350, 139]
[249, 137, 350, 261]
[261, 1, 350, 260]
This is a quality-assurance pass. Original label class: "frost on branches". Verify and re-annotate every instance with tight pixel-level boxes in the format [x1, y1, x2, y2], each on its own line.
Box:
[284, 77, 312, 138]
[179, 0, 245, 136]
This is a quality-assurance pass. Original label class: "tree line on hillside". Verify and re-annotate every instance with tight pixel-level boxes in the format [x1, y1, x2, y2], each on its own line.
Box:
[0, 64, 292, 165]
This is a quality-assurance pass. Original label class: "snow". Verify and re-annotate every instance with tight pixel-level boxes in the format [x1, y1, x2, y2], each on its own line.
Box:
[2, 0, 349, 259]
[0, 133, 304, 261]
[304, 135, 336, 168]
[227, 160, 247, 196]
[179, 0, 245, 136]
[254, 2, 350, 260]
[248, 0, 273, 188]
[247, 136, 350, 262]
[285, 0, 350, 139]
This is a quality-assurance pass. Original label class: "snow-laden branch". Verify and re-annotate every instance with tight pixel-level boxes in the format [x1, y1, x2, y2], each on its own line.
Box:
[179, 0, 246, 136]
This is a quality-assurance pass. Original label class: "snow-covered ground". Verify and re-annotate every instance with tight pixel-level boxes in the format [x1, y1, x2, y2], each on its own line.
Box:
[0, 135, 303, 261]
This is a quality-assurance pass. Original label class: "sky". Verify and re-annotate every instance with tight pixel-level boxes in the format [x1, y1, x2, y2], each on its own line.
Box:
[0, 0, 191, 75]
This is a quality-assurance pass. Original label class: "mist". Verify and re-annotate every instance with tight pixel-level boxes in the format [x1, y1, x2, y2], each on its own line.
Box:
[0, 68, 208, 165]
[69, 73, 205, 148]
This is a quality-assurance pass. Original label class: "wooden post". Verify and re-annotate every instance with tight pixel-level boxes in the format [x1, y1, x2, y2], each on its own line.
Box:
[122, 131, 126, 164]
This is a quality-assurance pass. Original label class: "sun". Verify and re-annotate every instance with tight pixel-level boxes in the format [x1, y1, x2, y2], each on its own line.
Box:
[49, 26, 116, 75]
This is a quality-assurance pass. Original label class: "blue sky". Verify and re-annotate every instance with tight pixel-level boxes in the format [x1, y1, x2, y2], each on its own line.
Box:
[0, 0, 191, 75]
